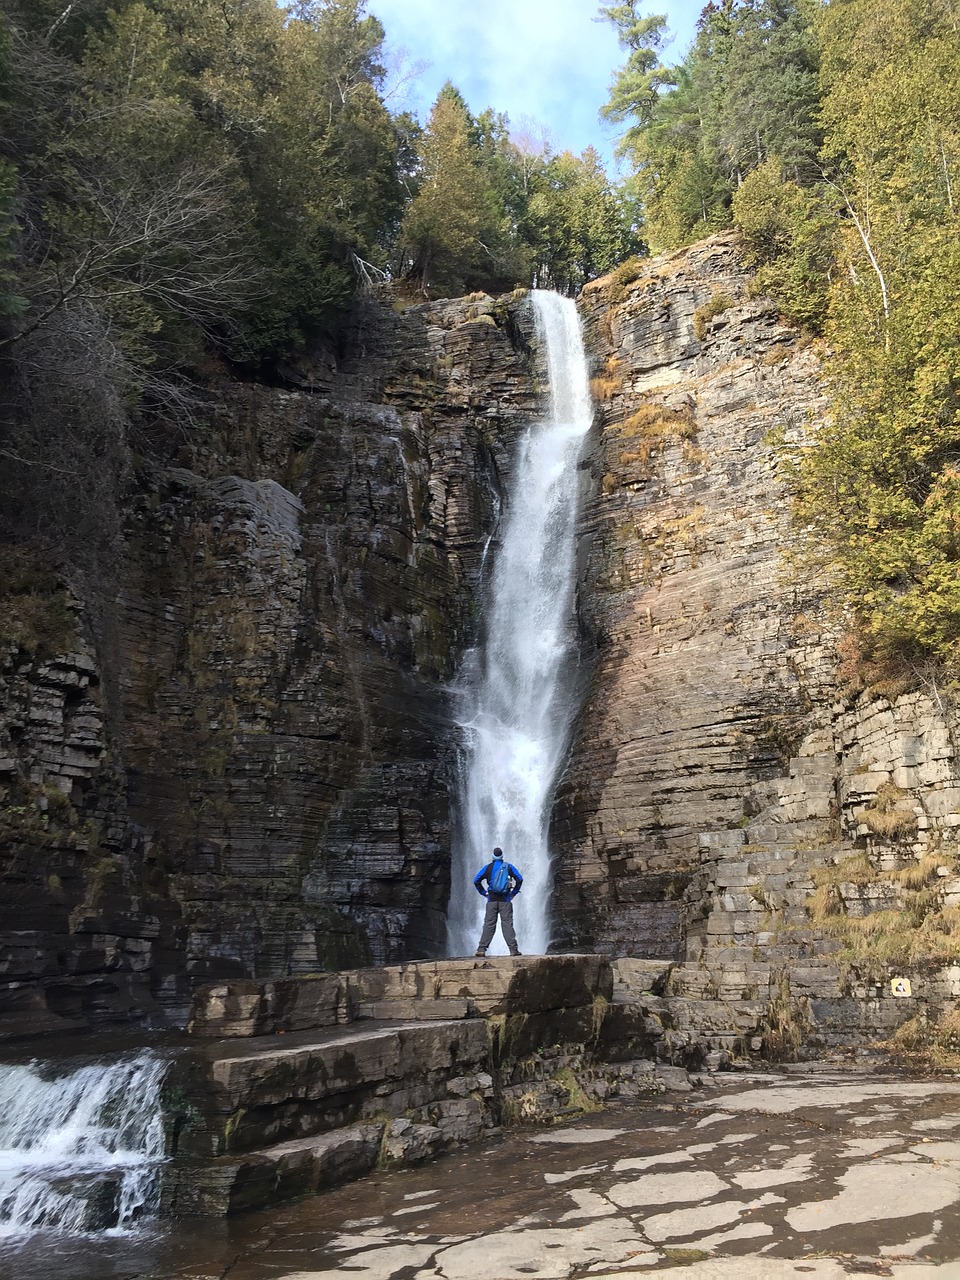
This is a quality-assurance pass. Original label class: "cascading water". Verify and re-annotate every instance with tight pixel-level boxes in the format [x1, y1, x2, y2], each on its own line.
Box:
[0, 1050, 167, 1240]
[447, 290, 593, 957]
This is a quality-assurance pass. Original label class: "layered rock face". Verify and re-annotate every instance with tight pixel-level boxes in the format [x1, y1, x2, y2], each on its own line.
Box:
[0, 293, 541, 1028]
[8, 236, 960, 1041]
[552, 235, 837, 957]
[163, 955, 671, 1216]
[553, 234, 960, 984]
[0, 641, 160, 1032]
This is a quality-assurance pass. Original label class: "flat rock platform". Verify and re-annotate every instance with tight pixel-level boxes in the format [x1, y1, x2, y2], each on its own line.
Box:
[15, 1065, 960, 1279]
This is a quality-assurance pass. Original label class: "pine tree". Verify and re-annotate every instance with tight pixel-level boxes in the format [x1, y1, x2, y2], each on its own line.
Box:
[527, 149, 641, 293]
[399, 89, 493, 294]
[601, 0, 821, 251]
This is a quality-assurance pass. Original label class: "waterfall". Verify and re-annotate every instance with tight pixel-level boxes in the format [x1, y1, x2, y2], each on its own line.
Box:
[447, 291, 593, 957]
[0, 1050, 167, 1239]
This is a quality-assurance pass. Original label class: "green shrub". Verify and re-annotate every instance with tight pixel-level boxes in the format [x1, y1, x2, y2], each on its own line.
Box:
[732, 159, 836, 333]
[692, 291, 735, 340]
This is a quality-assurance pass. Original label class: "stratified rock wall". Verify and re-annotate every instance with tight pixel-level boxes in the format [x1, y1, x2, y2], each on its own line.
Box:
[552, 235, 836, 957]
[9, 240, 960, 1042]
[0, 638, 162, 1032]
[0, 292, 541, 1029]
[120, 296, 544, 1004]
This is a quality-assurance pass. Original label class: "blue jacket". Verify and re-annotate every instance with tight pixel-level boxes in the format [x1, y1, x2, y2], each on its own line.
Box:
[474, 857, 523, 900]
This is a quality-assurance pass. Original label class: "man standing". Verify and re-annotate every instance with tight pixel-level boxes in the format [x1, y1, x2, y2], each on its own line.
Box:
[473, 847, 523, 957]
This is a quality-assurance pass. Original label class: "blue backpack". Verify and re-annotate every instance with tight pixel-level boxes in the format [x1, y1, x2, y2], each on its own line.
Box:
[489, 859, 510, 894]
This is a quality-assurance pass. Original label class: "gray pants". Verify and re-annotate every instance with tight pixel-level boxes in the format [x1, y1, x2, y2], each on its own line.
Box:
[477, 896, 519, 954]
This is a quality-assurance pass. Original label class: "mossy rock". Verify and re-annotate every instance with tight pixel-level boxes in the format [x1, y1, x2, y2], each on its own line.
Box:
[0, 546, 76, 659]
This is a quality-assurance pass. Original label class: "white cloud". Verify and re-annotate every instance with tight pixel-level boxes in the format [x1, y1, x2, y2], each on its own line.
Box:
[369, 0, 702, 167]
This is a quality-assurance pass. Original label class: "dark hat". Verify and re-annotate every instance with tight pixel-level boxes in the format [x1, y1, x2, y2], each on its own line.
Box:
[492, 846, 503, 857]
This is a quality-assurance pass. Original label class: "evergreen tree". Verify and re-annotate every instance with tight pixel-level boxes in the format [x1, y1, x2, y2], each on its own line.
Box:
[0, 0, 406, 574]
[599, 3, 674, 152]
[528, 149, 642, 293]
[238, 0, 403, 356]
[788, 0, 960, 665]
[731, 158, 835, 330]
[399, 87, 504, 295]
[601, 0, 821, 250]
[716, 0, 821, 185]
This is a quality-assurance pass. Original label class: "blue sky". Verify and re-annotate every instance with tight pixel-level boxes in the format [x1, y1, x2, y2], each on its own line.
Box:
[368, 0, 704, 172]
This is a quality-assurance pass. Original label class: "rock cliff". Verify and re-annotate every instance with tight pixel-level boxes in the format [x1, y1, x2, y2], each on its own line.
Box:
[6, 237, 960, 1041]
[0, 292, 541, 1029]
[553, 233, 960, 997]
[550, 233, 836, 957]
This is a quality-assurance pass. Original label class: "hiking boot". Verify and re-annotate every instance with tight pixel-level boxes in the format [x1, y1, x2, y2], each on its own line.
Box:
[474, 950, 486, 957]
[510, 950, 522, 956]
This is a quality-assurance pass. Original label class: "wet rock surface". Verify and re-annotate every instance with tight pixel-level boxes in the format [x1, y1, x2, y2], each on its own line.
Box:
[10, 1068, 960, 1279]
[153, 956, 960, 1223]
[162, 957, 666, 1216]
[0, 292, 541, 1028]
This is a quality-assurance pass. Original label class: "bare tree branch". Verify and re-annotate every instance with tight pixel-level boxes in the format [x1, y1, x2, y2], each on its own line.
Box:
[824, 176, 891, 350]
[1, 163, 258, 351]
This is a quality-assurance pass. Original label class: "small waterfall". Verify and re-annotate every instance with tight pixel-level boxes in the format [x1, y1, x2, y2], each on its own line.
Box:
[0, 1051, 167, 1240]
[447, 291, 593, 957]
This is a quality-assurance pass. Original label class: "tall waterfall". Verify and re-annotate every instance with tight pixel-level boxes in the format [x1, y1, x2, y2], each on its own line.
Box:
[0, 1051, 167, 1239]
[447, 291, 593, 957]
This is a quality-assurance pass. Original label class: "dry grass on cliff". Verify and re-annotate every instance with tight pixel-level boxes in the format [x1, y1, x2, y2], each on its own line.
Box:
[806, 852, 960, 976]
[615, 403, 699, 480]
[885, 853, 943, 890]
[617, 403, 697, 440]
[591, 355, 623, 402]
[833, 629, 952, 704]
[762, 972, 808, 1061]
[861, 782, 919, 840]
[889, 1006, 960, 1071]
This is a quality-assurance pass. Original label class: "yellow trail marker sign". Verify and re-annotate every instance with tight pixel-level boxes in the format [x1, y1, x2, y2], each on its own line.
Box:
[890, 977, 912, 997]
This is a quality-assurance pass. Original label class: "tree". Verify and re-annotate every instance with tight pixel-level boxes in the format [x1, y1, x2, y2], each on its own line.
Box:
[13, 3, 253, 359]
[599, 4, 675, 168]
[527, 148, 642, 293]
[399, 88, 497, 294]
[236, 0, 404, 356]
[716, 0, 821, 185]
[0, 0, 407, 586]
[600, 0, 821, 251]
[786, 0, 960, 666]
[731, 157, 835, 330]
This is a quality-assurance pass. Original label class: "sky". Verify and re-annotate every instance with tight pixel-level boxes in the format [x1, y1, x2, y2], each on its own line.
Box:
[367, 0, 704, 173]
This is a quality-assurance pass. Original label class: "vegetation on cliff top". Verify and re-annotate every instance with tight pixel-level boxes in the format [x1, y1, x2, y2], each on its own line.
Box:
[0, 0, 638, 591]
[0, 0, 638, 369]
[3, 0, 959, 678]
[603, 0, 960, 676]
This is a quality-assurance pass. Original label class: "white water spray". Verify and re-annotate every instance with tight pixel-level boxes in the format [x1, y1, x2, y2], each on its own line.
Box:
[0, 1051, 167, 1239]
[447, 291, 593, 957]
